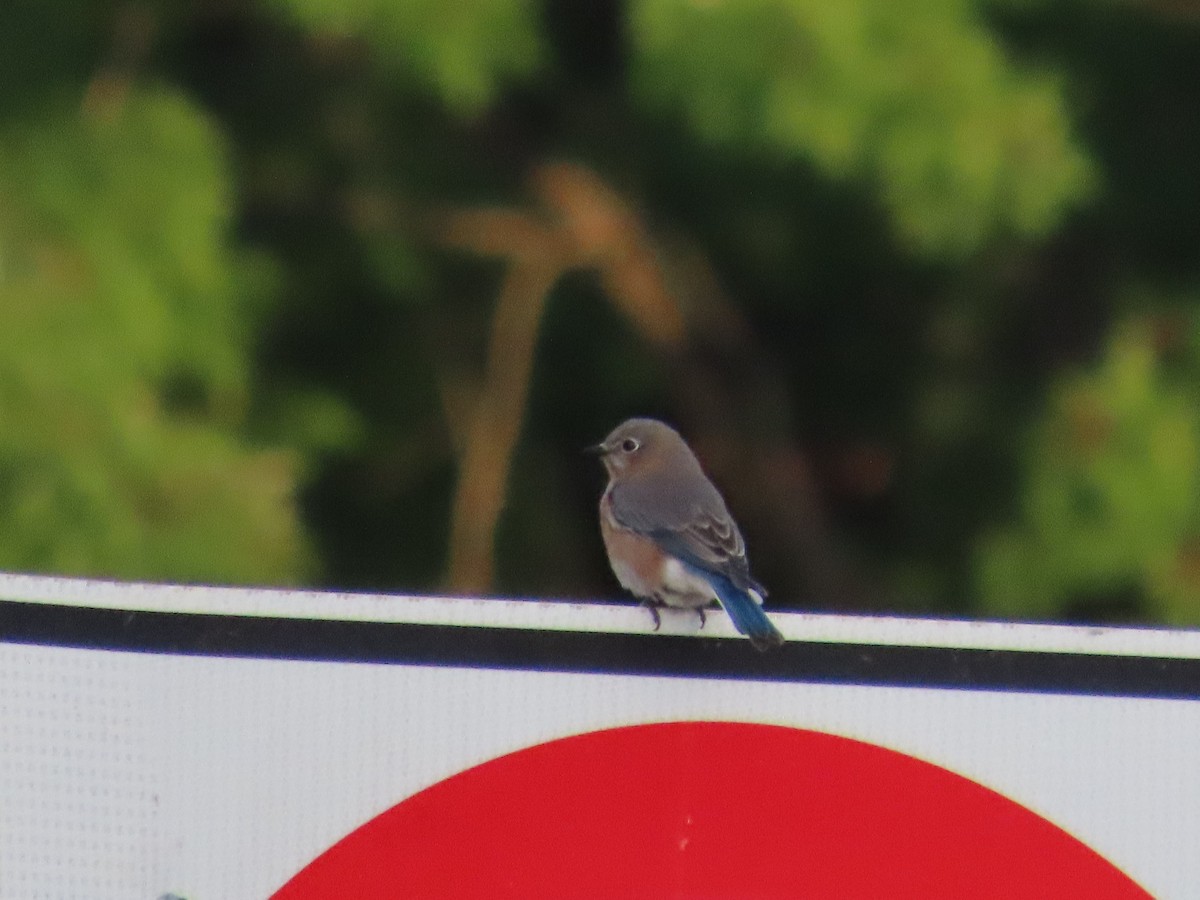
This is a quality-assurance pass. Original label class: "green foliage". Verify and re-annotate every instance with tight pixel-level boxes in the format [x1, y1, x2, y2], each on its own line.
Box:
[0, 88, 311, 584]
[267, 0, 543, 112]
[631, 0, 1095, 256]
[977, 317, 1200, 623]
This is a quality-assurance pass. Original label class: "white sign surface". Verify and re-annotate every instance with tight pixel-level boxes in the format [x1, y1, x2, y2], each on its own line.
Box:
[1, 573, 1198, 899]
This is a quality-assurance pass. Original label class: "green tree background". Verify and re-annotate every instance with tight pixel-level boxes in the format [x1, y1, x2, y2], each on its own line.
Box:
[2, 0, 1199, 624]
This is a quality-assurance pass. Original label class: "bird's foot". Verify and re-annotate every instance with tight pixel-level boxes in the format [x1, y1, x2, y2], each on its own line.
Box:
[695, 607, 707, 629]
[641, 599, 663, 631]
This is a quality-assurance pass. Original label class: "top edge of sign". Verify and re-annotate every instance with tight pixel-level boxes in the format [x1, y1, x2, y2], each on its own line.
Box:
[2, 571, 1199, 660]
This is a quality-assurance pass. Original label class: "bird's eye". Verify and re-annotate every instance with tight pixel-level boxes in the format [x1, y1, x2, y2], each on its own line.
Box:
[621, 438, 640, 453]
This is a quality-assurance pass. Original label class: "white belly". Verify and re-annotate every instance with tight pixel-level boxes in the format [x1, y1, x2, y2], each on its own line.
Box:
[657, 557, 719, 609]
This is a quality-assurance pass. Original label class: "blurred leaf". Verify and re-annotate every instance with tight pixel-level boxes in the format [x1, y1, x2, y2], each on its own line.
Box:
[0, 88, 312, 584]
[267, 0, 543, 112]
[976, 317, 1200, 623]
[257, 389, 367, 457]
[631, 0, 1096, 256]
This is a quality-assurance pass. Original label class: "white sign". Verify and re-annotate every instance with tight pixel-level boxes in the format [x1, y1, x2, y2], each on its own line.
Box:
[2, 573, 1198, 899]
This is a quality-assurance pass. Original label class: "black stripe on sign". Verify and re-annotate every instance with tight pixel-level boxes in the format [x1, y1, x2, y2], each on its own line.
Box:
[1, 599, 1199, 700]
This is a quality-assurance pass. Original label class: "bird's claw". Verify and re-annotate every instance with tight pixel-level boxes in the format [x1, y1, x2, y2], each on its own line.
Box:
[642, 599, 663, 631]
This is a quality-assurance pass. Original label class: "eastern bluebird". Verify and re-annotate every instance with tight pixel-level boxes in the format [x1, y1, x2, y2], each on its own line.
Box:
[590, 418, 785, 650]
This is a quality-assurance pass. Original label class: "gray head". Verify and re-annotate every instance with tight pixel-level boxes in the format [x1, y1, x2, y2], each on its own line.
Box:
[588, 418, 702, 480]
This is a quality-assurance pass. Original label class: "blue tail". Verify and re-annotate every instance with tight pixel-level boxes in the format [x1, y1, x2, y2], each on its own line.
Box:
[700, 569, 785, 651]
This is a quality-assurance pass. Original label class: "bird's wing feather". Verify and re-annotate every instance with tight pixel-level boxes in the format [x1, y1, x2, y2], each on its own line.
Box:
[609, 474, 763, 594]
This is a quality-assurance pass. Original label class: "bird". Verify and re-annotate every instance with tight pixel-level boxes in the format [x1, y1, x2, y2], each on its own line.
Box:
[589, 418, 785, 650]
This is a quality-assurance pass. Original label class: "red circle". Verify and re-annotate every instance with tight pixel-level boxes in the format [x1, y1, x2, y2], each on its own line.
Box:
[274, 722, 1149, 899]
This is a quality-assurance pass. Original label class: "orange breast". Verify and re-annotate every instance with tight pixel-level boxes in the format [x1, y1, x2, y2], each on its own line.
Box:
[599, 492, 666, 599]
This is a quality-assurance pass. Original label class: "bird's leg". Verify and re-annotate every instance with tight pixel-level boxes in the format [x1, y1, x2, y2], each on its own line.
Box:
[695, 607, 707, 628]
[641, 598, 663, 631]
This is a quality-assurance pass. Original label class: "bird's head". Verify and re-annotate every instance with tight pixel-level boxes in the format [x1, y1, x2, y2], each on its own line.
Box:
[587, 418, 694, 479]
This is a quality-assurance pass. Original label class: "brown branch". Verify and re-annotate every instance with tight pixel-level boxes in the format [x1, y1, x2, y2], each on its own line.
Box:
[437, 161, 688, 593]
[432, 161, 871, 607]
[535, 163, 685, 349]
[443, 252, 565, 592]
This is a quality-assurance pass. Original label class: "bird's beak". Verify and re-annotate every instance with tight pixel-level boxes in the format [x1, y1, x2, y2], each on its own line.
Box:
[583, 441, 609, 457]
